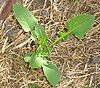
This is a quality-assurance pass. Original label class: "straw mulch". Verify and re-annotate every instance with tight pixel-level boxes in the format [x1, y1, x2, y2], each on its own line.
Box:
[0, 0, 100, 88]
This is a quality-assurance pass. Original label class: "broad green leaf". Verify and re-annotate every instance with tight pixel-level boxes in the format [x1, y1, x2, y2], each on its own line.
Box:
[29, 54, 47, 68]
[65, 14, 95, 39]
[51, 14, 95, 46]
[13, 3, 38, 32]
[24, 52, 33, 62]
[42, 63, 60, 86]
[35, 25, 48, 45]
[35, 25, 47, 39]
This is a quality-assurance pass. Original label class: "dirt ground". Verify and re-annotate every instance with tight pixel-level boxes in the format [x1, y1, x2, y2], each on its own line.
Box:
[0, 0, 100, 88]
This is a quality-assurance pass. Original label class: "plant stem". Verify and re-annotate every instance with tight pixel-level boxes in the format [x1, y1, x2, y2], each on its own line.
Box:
[50, 31, 71, 47]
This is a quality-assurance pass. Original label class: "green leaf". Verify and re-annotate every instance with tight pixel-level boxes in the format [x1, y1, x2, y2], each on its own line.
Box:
[36, 46, 43, 55]
[65, 14, 95, 39]
[34, 25, 48, 45]
[29, 54, 47, 68]
[51, 14, 94, 46]
[42, 63, 60, 86]
[24, 52, 33, 62]
[13, 3, 38, 32]
[31, 31, 37, 41]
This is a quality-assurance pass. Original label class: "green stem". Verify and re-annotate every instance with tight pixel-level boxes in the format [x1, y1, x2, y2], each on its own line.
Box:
[50, 31, 71, 47]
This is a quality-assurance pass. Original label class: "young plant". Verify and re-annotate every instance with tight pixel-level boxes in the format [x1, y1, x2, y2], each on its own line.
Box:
[13, 3, 94, 86]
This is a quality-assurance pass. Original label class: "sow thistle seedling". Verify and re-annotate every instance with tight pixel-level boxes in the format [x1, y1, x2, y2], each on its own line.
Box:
[13, 3, 95, 86]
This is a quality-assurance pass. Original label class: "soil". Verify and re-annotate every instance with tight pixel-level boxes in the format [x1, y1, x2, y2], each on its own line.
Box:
[0, 0, 100, 88]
